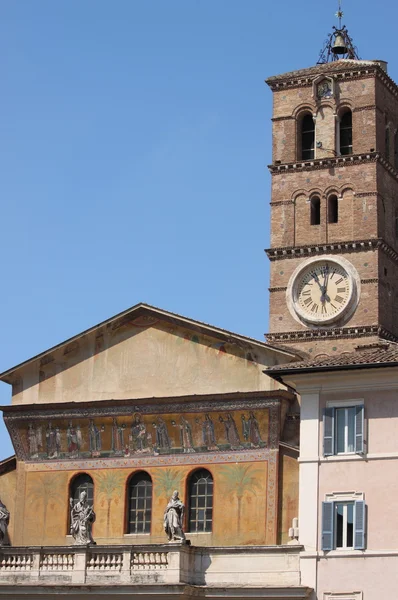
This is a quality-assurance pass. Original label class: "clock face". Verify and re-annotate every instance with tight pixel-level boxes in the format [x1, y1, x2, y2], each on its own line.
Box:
[290, 259, 357, 325]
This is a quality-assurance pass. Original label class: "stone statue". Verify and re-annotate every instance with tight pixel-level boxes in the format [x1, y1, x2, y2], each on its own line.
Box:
[164, 490, 186, 542]
[70, 491, 96, 546]
[0, 500, 10, 546]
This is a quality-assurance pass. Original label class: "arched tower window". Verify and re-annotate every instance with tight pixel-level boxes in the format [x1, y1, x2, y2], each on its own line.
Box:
[339, 110, 352, 155]
[127, 472, 152, 534]
[328, 195, 339, 224]
[300, 114, 315, 160]
[310, 197, 321, 226]
[188, 469, 213, 533]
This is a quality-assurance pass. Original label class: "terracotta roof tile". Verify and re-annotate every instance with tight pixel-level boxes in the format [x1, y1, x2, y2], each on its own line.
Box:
[266, 341, 398, 374]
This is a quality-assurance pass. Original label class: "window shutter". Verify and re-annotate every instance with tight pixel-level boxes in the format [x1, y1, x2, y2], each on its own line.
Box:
[321, 501, 334, 551]
[355, 405, 365, 454]
[323, 407, 335, 456]
[354, 500, 366, 550]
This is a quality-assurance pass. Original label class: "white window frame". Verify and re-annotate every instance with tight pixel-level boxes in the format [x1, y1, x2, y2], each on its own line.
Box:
[324, 593, 363, 600]
[322, 492, 365, 552]
[325, 399, 364, 456]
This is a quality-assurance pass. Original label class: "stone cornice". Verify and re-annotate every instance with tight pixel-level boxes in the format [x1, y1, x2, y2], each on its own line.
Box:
[265, 238, 398, 263]
[269, 152, 378, 175]
[268, 152, 398, 182]
[265, 325, 398, 345]
[267, 66, 379, 91]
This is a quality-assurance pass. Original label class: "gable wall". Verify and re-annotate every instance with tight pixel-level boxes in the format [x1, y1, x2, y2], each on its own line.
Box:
[11, 320, 285, 406]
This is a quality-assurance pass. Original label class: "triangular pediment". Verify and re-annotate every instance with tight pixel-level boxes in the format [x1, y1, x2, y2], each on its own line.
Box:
[1, 304, 298, 405]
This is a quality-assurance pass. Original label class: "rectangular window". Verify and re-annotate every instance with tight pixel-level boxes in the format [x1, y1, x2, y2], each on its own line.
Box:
[323, 403, 364, 456]
[336, 407, 356, 454]
[321, 498, 366, 551]
[335, 501, 354, 548]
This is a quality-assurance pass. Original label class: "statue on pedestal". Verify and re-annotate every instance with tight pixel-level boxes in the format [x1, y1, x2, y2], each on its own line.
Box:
[69, 491, 96, 546]
[0, 500, 10, 546]
[164, 490, 186, 542]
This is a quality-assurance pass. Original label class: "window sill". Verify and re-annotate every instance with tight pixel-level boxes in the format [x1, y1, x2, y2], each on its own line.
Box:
[124, 533, 151, 537]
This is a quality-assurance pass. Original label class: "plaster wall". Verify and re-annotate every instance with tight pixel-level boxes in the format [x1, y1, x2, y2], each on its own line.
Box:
[11, 320, 283, 406]
[317, 555, 398, 600]
[16, 460, 273, 548]
[0, 469, 16, 545]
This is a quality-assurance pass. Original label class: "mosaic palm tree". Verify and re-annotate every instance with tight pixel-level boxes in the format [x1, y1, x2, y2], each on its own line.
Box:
[153, 469, 184, 501]
[28, 473, 65, 543]
[96, 471, 126, 538]
[219, 464, 263, 535]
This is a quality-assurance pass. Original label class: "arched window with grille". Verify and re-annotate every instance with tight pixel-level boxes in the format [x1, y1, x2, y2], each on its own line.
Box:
[339, 110, 352, 155]
[310, 197, 321, 226]
[300, 114, 315, 160]
[188, 469, 213, 533]
[328, 195, 339, 224]
[127, 472, 152, 534]
[69, 473, 94, 529]
[70, 473, 94, 506]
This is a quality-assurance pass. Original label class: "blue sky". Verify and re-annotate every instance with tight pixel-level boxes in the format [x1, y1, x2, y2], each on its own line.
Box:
[0, 0, 396, 458]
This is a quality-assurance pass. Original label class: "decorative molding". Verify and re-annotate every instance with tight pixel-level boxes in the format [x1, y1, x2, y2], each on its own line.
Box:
[270, 200, 294, 207]
[267, 66, 379, 92]
[265, 238, 398, 264]
[353, 104, 376, 112]
[265, 325, 398, 344]
[269, 152, 378, 175]
[361, 278, 378, 284]
[269, 287, 288, 293]
[355, 191, 378, 197]
[24, 446, 275, 472]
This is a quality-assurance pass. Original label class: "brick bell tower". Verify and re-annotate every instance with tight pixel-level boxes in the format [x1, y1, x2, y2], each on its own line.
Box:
[264, 14, 398, 356]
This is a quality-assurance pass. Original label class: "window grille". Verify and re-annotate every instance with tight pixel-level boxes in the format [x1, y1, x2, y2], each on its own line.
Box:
[188, 469, 213, 533]
[127, 472, 152, 534]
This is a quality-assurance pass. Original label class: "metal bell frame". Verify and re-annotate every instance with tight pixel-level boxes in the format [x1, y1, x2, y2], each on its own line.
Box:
[317, 25, 360, 64]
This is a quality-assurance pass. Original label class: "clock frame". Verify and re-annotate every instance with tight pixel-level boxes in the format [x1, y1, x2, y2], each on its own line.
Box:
[286, 255, 361, 327]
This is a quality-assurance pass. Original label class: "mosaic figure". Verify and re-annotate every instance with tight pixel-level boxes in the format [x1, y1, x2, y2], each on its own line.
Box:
[70, 491, 96, 546]
[0, 500, 10, 546]
[28, 423, 39, 459]
[67, 422, 83, 458]
[46, 423, 61, 459]
[164, 490, 186, 542]
[221, 413, 241, 449]
[202, 413, 218, 451]
[130, 413, 151, 454]
[179, 416, 195, 453]
[248, 412, 262, 447]
[111, 418, 125, 456]
[89, 420, 103, 455]
[155, 417, 171, 452]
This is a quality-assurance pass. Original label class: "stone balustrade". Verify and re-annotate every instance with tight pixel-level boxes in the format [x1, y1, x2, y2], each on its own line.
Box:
[0, 544, 310, 596]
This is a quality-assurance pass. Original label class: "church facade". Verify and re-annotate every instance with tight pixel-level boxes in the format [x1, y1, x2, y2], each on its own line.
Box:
[1, 14, 398, 600]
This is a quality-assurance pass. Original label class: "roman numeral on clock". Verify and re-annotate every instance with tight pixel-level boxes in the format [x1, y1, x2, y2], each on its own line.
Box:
[335, 277, 344, 285]
[337, 287, 346, 293]
[335, 296, 344, 303]
[304, 298, 312, 306]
